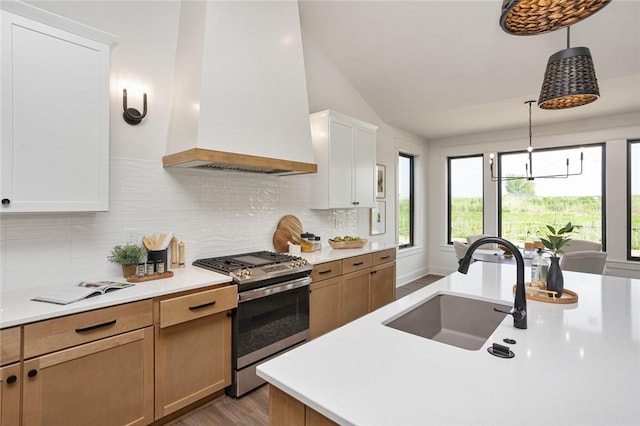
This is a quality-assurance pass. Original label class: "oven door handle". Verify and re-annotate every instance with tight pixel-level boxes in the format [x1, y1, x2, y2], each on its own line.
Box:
[238, 277, 311, 303]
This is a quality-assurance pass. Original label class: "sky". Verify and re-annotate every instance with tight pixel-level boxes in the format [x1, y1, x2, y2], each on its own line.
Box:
[398, 155, 411, 198]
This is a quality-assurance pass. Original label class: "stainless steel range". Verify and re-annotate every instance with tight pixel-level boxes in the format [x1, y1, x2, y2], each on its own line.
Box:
[193, 251, 312, 397]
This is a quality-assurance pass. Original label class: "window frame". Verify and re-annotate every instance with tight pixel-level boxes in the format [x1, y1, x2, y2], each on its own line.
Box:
[496, 142, 606, 249]
[447, 154, 484, 245]
[398, 152, 414, 249]
[628, 139, 640, 261]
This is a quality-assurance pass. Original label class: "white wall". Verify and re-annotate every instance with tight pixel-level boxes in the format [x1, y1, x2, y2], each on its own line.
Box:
[301, 31, 430, 285]
[428, 112, 640, 278]
[1, 1, 429, 291]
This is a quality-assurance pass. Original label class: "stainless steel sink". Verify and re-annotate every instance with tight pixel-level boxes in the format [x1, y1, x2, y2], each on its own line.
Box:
[384, 293, 511, 350]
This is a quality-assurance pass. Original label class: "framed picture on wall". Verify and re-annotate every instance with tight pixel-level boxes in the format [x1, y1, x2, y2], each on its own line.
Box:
[370, 201, 386, 235]
[376, 164, 386, 199]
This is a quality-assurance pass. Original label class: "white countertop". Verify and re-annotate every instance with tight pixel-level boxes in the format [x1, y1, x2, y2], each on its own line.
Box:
[300, 241, 395, 264]
[0, 266, 232, 328]
[0, 244, 393, 329]
[257, 262, 640, 426]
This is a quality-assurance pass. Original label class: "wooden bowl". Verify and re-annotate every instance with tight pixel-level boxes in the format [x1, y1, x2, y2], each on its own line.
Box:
[328, 239, 367, 249]
[498, 244, 513, 257]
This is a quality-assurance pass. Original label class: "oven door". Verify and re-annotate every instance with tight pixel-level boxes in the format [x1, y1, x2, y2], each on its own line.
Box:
[234, 276, 311, 370]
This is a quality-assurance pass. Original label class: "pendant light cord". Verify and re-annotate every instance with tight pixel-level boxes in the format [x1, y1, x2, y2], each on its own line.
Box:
[566, 26, 570, 49]
[526, 100, 535, 151]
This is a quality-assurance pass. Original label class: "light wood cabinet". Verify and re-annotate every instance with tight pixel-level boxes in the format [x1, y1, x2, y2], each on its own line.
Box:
[0, 327, 21, 425]
[154, 285, 237, 419]
[309, 110, 377, 209]
[0, 2, 115, 212]
[309, 277, 341, 339]
[3, 284, 237, 425]
[1, 362, 21, 426]
[269, 385, 339, 426]
[23, 300, 152, 359]
[309, 249, 396, 338]
[309, 260, 342, 339]
[21, 301, 154, 426]
[22, 327, 154, 426]
[341, 269, 371, 325]
[370, 261, 397, 311]
[0, 326, 20, 366]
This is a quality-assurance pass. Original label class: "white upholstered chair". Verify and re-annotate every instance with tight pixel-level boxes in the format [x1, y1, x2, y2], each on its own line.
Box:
[562, 239, 602, 253]
[466, 234, 495, 250]
[453, 241, 469, 261]
[560, 250, 608, 275]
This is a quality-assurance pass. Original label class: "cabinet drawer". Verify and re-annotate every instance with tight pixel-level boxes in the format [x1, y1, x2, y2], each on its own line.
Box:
[342, 254, 372, 275]
[372, 248, 396, 266]
[160, 285, 237, 329]
[24, 300, 152, 359]
[310, 260, 342, 282]
[0, 327, 21, 366]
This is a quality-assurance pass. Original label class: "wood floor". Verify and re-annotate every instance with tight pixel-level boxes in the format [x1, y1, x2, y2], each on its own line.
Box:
[168, 274, 444, 426]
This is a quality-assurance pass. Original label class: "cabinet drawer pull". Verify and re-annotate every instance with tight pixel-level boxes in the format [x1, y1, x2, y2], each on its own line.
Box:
[27, 369, 38, 378]
[189, 300, 216, 311]
[6, 375, 17, 384]
[75, 319, 117, 333]
[379, 255, 390, 260]
[318, 269, 333, 275]
[352, 261, 364, 266]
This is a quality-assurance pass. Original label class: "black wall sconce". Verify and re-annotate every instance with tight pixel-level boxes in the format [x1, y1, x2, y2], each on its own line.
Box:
[122, 89, 147, 125]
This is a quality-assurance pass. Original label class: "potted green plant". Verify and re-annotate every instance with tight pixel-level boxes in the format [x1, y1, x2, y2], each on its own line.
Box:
[108, 244, 147, 278]
[540, 222, 574, 297]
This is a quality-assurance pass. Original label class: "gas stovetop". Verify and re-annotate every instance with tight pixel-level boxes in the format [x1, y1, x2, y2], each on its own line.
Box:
[193, 250, 312, 287]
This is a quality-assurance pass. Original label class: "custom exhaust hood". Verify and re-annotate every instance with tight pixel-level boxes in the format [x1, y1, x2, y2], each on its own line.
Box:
[163, 1, 317, 175]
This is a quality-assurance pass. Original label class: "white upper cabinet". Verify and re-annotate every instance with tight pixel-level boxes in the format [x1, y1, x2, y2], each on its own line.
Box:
[309, 110, 377, 209]
[1, 2, 115, 212]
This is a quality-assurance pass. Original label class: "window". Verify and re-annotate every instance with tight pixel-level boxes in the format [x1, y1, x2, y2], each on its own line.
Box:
[398, 153, 414, 248]
[629, 140, 640, 260]
[448, 155, 483, 244]
[498, 144, 605, 246]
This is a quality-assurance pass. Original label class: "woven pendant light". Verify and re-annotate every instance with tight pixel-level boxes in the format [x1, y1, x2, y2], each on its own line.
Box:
[500, 0, 611, 35]
[538, 28, 599, 110]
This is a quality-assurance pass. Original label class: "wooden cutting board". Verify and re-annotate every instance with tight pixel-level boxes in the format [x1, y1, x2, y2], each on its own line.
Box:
[273, 215, 303, 252]
[273, 229, 291, 253]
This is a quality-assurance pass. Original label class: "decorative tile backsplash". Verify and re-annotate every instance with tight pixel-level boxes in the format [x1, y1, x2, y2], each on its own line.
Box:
[0, 158, 358, 291]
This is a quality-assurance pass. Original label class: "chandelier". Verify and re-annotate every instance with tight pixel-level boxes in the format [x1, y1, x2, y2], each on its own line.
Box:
[499, 0, 611, 35]
[489, 100, 584, 182]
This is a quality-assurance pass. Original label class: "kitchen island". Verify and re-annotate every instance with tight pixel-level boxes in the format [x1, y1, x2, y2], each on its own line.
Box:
[257, 261, 640, 425]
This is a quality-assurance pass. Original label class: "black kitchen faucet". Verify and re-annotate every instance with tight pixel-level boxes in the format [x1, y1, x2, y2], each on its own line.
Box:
[457, 237, 527, 330]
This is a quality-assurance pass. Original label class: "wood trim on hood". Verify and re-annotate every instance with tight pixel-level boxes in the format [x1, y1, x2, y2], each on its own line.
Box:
[162, 148, 317, 176]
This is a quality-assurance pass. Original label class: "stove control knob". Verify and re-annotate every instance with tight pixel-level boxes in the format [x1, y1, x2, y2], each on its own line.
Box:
[243, 269, 252, 276]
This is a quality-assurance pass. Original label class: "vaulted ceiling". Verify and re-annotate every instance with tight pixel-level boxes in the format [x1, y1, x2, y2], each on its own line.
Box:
[299, 0, 640, 140]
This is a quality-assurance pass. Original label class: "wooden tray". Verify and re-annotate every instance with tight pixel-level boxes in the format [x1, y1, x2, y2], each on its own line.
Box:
[513, 285, 578, 304]
[127, 270, 174, 283]
[328, 239, 367, 249]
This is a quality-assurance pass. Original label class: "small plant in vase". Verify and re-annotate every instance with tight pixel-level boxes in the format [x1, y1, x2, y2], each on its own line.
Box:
[540, 222, 574, 297]
[108, 244, 146, 278]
